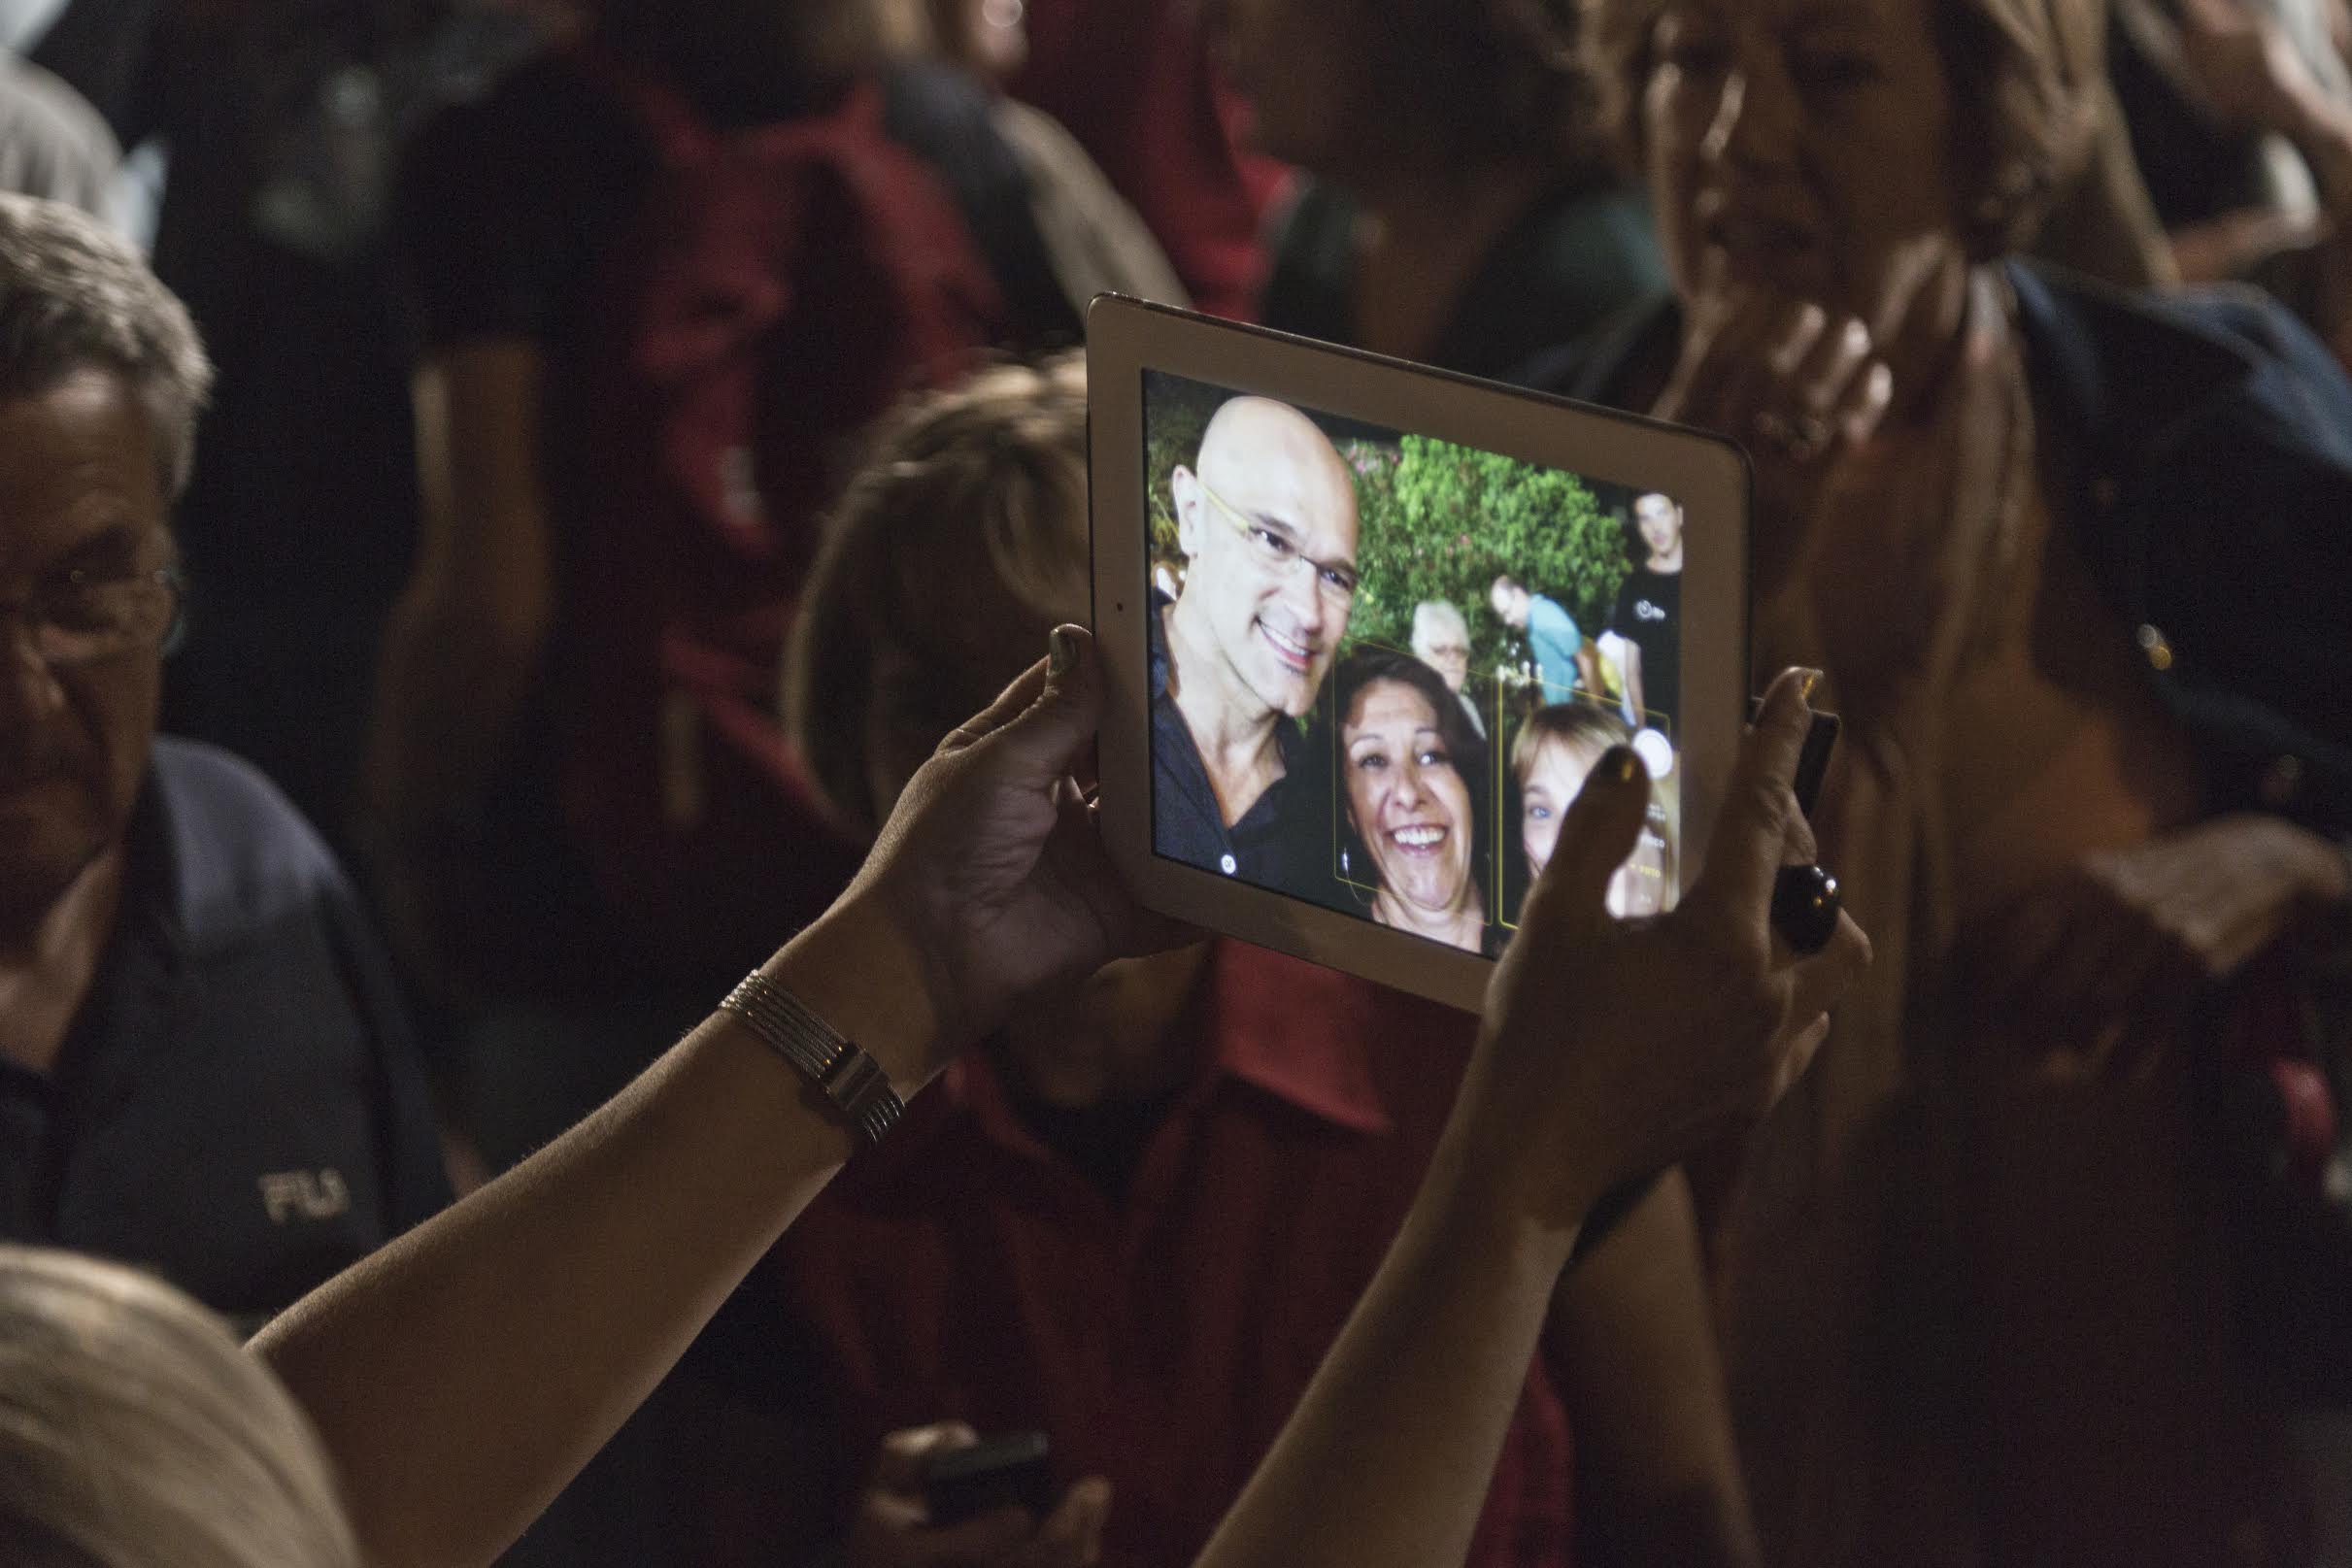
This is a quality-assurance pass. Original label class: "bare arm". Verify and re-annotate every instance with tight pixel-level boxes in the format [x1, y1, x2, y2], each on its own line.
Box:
[1190, 671, 1866, 1568]
[253, 898, 926, 1567]
[1185, 1137, 1589, 1568]
[366, 342, 555, 979]
[262, 658, 1861, 1568]
[1547, 1173, 1759, 1568]
[261, 636, 1165, 1568]
[1620, 641, 1647, 729]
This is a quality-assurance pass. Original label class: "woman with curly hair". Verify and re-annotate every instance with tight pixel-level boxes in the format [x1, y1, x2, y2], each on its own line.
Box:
[1529, 0, 2352, 1560]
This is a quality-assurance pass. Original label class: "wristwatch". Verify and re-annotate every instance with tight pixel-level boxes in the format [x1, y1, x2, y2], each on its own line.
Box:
[719, 971, 905, 1145]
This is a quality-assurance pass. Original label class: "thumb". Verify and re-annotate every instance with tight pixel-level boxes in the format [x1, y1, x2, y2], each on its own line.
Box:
[1523, 746, 1651, 930]
[871, 1422, 980, 1492]
[985, 625, 1106, 785]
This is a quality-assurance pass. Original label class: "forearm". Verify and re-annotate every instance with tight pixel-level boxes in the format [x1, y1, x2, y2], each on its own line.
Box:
[370, 345, 555, 841]
[1551, 1173, 1758, 1568]
[368, 567, 550, 833]
[1190, 1132, 1580, 1568]
[364, 581, 552, 991]
[253, 901, 936, 1568]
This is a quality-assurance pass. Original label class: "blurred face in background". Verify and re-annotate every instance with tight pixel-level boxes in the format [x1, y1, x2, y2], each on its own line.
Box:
[1411, 606, 1467, 690]
[1211, 0, 1379, 173]
[1491, 580, 1529, 628]
[1636, 0, 1964, 335]
[0, 372, 171, 937]
[1634, 492, 1683, 566]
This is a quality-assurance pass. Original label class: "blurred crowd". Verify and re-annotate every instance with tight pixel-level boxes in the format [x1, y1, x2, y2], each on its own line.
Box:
[2, 0, 2351, 1565]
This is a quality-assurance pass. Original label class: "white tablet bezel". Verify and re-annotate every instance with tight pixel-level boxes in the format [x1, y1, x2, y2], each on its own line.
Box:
[1089, 295, 1750, 1014]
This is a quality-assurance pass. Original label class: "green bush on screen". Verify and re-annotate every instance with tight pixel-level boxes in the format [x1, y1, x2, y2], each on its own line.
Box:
[1348, 435, 1630, 675]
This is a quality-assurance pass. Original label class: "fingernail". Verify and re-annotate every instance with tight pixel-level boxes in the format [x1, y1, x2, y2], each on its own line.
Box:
[1600, 745, 1641, 784]
[1798, 668, 1823, 703]
[1049, 626, 1077, 678]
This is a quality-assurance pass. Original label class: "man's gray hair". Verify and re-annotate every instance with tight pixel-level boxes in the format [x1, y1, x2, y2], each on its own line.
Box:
[0, 192, 211, 497]
[1412, 599, 1470, 652]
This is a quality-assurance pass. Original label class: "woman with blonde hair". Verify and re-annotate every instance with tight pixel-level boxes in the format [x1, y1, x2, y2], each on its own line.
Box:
[1530, 0, 2352, 1559]
[0, 1246, 357, 1568]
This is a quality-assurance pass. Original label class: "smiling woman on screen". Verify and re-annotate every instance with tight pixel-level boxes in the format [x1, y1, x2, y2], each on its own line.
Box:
[1335, 649, 1491, 953]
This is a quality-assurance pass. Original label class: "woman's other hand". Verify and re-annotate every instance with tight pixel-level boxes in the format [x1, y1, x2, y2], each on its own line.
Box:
[1989, 814, 2352, 1051]
[831, 625, 1187, 1077]
[1654, 275, 1894, 518]
[1451, 667, 1872, 1238]
[848, 1423, 1112, 1568]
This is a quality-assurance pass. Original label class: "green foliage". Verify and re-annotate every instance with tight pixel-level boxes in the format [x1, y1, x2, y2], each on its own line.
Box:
[1347, 435, 1630, 674]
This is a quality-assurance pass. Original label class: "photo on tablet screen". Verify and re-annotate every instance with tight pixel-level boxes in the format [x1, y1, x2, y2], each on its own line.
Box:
[1142, 369, 1685, 959]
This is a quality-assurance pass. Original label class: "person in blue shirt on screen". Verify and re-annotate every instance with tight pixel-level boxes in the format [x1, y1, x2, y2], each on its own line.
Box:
[1490, 574, 1595, 701]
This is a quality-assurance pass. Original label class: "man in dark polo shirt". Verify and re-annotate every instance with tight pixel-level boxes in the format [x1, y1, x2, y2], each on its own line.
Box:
[0, 192, 447, 1325]
[1154, 395, 1356, 902]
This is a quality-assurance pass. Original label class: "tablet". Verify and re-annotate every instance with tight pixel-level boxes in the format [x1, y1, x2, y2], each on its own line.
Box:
[1089, 296, 1749, 1013]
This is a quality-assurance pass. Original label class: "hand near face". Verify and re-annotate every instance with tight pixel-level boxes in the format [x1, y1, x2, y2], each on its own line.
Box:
[849, 1423, 1112, 1568]
[1985, 815, 2352, 1056]
[844, 626, 1190, 1069]
[1454, 668, 1871, 1236]
[1653, 277, 1895, 524]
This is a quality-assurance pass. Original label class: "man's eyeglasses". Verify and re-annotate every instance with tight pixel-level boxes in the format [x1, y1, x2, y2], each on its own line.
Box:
[1196, 479, 1360, 605]
[0, 564, 186, 666]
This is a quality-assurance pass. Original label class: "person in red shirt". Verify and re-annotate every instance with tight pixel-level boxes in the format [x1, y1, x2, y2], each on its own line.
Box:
[691, 355, 1759, 1568]
[1009, 0, 1290, 318]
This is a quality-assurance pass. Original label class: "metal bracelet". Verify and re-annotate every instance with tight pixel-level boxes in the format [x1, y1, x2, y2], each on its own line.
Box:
[720, 971, 905, 1145]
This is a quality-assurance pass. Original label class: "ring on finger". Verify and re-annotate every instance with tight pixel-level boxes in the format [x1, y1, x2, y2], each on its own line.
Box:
[1771, 863, 1843, 955]
[1752, 410, 1833, 461]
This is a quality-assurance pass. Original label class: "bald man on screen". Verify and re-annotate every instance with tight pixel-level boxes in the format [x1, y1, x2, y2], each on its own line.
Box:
[1153, 397, 1358, 897]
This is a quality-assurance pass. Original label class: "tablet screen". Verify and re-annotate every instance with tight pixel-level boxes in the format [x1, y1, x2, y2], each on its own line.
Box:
[1143, 369, 1686, 958]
